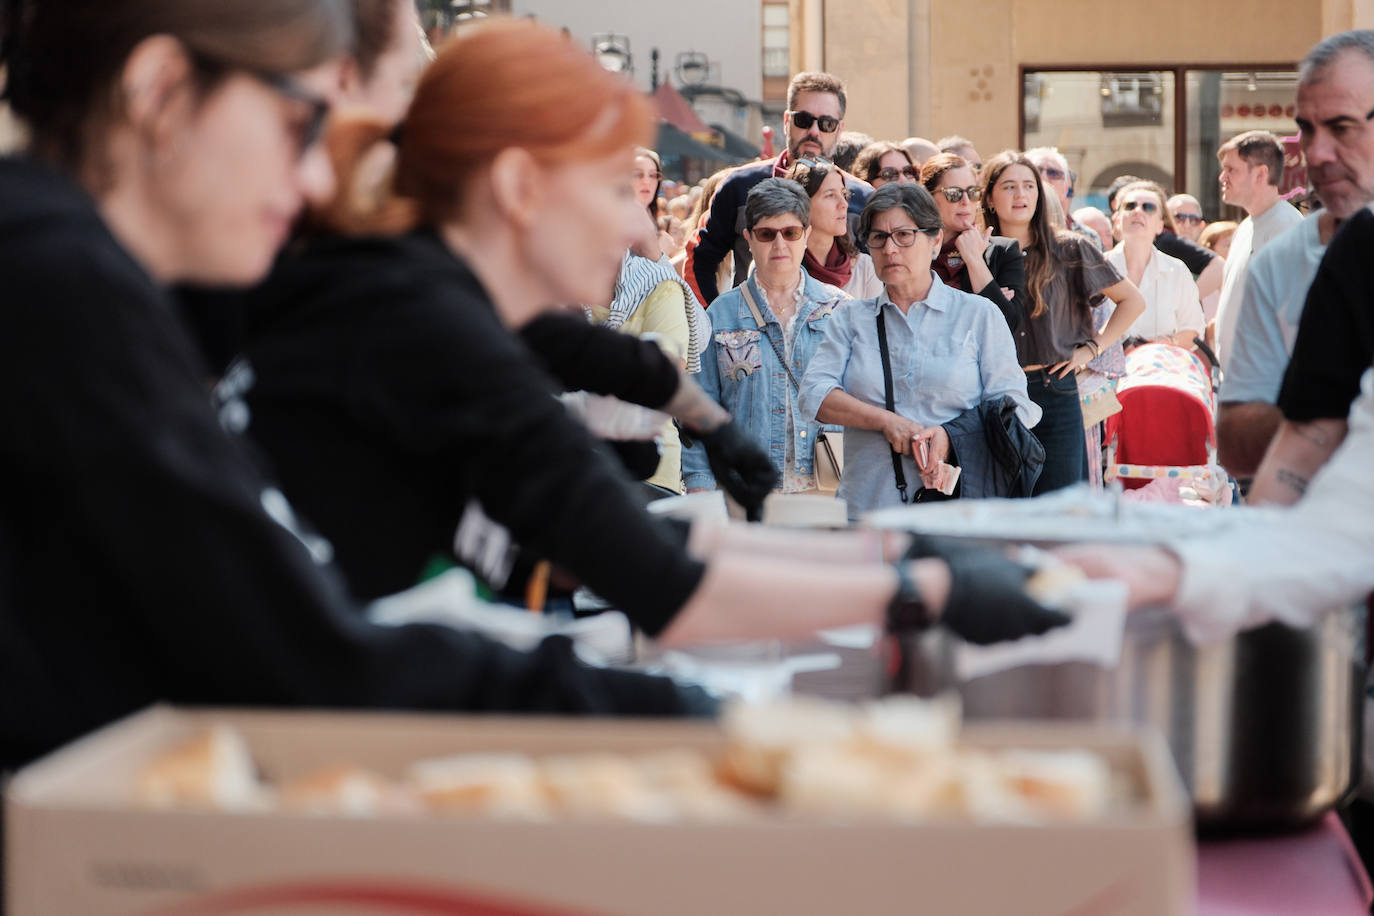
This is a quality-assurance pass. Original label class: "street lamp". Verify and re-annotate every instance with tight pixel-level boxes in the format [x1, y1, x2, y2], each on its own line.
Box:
[675, 51, 710, 86]
[591, 33, 632, 76]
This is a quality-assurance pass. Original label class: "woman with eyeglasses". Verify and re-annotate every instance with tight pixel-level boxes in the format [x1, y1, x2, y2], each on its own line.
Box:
[1106, 181, 1205, 350]
[921, 152, 1025, 331]
[979, 151, 1146, 495]
[0, 0, 756, 771]
[799, 184, 1040, 519]
[684, 178, 852, 497]
[784, 157, 882, 299]
[852, 142, 919, 189]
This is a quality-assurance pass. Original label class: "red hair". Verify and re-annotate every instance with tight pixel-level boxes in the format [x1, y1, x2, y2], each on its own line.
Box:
[318, 18, 654, 234]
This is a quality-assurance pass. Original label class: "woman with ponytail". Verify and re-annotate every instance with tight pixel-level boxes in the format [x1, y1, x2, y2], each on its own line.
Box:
[227, 19, 1070, 649]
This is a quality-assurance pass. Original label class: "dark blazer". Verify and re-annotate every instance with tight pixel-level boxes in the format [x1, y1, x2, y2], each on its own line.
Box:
[952, 236, 1026, 333]
[943, 395, 1045, 498]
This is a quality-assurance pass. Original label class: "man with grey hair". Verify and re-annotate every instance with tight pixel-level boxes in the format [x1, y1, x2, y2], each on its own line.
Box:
[1025, 146, 1096, 246]
[683, 178, 851, 497]
[1241, 30, 1374, 503]
[1166, 193, 1206, 241]
[1212, 129, 1303, 371]
[692, 72, 872, 304]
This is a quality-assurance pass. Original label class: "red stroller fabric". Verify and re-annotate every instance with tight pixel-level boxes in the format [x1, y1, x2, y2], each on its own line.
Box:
[1104, 344, 1215, 489]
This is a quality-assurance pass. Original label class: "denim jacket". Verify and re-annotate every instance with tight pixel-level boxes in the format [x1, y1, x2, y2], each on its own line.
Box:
[682, 271, 849, 490]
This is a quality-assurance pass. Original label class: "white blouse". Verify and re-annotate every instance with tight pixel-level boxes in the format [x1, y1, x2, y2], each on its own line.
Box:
[1106, 244, 1205, 341]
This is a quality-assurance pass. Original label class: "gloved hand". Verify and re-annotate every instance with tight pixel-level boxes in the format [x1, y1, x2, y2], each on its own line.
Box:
[906, 535, 1071, 645]
[697, 420, 776, 521]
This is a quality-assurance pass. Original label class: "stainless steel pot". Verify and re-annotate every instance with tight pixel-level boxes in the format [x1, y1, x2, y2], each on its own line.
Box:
[891, 604, 1367, 832]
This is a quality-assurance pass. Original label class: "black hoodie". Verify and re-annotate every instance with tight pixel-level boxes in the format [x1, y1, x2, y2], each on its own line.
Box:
[0, 157, 703, 773]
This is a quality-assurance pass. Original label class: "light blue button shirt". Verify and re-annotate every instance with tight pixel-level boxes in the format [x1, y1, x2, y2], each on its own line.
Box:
[798, 272, 1040, 519]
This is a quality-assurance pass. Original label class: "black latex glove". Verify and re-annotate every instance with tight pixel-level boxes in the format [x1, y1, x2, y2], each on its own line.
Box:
[906, 535, 1071, 645]
[697, 420, 777, 522]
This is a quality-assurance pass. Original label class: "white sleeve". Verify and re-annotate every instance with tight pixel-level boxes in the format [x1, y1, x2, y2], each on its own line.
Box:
[1173, 262, 1205, 336]
[1169, 368, 1374, 643]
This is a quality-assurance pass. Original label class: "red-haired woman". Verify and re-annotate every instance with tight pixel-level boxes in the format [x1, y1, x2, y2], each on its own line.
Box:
[231, 20, 1069, 649]
[980, 151, 1146, 494]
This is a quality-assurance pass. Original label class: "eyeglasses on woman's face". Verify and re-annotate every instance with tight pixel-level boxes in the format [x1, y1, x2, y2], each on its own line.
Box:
[1119, 199, 1159, 214]
[1173, 211, 1203, 224]
[864, 226, 939, 249]
[1037, 165, 1066, 182]
[191, 50, 331, 162]
[939, 185, 983, 203]
[749, 224, 806, 242]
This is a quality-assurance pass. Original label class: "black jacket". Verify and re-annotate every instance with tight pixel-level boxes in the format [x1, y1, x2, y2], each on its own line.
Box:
[233, 232, 706, 623]
[943, 396, 1046, 498]
[950, 236, 1026, 332]
[0, 158, 701, 772]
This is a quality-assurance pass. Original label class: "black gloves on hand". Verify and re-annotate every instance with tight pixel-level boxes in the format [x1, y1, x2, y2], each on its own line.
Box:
[905, 535, 1072, 645]
[697, 420, 777, 521]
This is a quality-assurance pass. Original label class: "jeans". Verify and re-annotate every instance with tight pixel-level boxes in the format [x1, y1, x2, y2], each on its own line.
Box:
[1025, 368, 1088, 496]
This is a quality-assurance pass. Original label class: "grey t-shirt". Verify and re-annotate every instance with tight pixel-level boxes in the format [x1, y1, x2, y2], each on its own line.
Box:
[1014, 233, 1124, 366]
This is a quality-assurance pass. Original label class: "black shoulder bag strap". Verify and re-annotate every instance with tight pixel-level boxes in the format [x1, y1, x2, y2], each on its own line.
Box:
[875, 310, 909, 504]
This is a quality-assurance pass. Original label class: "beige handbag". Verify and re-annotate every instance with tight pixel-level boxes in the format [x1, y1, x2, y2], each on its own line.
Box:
[739, 285, 843, 494]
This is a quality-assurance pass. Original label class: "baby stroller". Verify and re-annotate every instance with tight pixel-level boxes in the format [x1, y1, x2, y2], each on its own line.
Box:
[1103, 342, 1224, 497]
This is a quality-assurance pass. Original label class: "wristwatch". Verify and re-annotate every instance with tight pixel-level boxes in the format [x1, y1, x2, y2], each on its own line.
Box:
[885, 561, 934, 634]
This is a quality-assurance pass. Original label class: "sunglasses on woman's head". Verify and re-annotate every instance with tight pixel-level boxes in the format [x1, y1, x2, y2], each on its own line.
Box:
[939, 186, 983, 203]
[1119, 200, 1159, 214]
[750, 225, 806, 242]
[788, 110, 841, 133]
[877, 167, 919, 182]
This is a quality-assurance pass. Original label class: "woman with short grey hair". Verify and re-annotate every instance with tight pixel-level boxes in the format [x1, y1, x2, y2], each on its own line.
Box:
[683, 178, 852, 498]
[800, 183, 1041, 518]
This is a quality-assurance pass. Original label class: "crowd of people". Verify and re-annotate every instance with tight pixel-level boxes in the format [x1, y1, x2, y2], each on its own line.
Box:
[0, 1, 1372, 802]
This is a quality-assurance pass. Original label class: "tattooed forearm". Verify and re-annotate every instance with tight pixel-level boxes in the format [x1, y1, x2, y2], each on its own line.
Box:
[1293, 421, 1337, 448]
[1275, 468, 1309, 497]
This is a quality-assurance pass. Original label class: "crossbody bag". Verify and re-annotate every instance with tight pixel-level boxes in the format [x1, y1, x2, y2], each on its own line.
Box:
[738, 284, 843, 495]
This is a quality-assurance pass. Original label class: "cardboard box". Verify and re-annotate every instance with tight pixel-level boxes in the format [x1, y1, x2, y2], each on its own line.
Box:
[6, 706, 1195, 915]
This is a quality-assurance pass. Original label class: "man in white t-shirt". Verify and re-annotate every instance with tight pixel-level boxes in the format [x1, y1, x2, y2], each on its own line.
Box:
[1217, 35, 1374, 478]
[1211, 130, 1304, 371]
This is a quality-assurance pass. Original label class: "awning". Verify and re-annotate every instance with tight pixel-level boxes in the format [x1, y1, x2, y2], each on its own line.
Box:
[654, 122, 737, 165]
[709, 123, 760, 160]
[652, 82, 711, 135]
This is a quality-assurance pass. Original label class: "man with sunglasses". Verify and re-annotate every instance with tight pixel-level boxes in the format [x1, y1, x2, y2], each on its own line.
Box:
[692, 71, 872, 305]
[1026, 146, 1097, 247]
[1166, 194, 1206, 242]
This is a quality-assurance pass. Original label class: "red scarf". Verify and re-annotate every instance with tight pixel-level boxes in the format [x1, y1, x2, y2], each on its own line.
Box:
[771, 150, 793, 178]
[803, 243, 853, 289]
[932, 238, 968, 290]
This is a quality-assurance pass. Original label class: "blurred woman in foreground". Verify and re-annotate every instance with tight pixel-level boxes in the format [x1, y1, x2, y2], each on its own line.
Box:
[0, 0, 735, 772]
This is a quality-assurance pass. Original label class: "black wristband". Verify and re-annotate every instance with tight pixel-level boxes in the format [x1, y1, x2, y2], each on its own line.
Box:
[885, 562, 933, 634]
